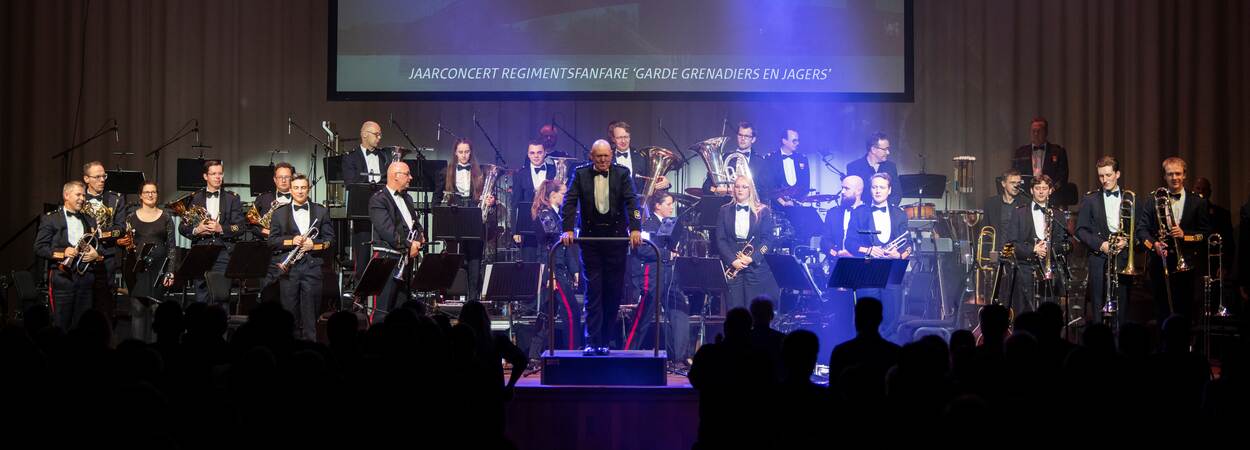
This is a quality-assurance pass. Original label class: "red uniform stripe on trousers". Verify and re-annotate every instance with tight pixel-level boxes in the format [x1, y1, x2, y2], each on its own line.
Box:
[625, 265, 650, 349]
[554, 281, 575, 350]
[46, 269, 56, 317]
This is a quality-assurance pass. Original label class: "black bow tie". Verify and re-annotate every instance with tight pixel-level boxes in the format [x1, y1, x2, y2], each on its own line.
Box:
[534, 167, 545, 174]
[293, 204, 309, 211]
[277, 192, 291, 199]
[780, 154, 793, 160]
[615, 150, 630, 157]
[736, 205, 750, 212]
[1170, 192, 1182, 200]
[1105, 190, 1119, 198]
[872, 206, 888, 213]
[364, 149, 376, 156]
[86, 192, 103, 201]
[456, 164, 471, 172]
[595, 171, 610, 178]
[205, 191, 219, 198]
[1034, 204, 1046, 211]
[68, 211, 85, 220]
[393, 190, 405, 198]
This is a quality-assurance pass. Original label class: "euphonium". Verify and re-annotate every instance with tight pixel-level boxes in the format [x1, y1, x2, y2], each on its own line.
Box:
[723, 151, 752, 182]
[641, 146, 679, 199]
[691, 136, 733, 190]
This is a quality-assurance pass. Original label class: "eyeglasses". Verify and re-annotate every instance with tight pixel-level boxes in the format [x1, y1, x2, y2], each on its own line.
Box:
[141, 191, 158, 195]
[274, 176, 292, 181]
[87, 174, 108, 180]
[364, 131, 381, 138]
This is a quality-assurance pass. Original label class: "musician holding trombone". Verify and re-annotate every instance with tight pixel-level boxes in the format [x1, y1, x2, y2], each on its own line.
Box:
[1076, 156, 1135, 327]
[269, 174, 334, 341]
[1137, 156, 1211, 324]
[845, 173, 910, 338]
[1004, 175, 1070, 313]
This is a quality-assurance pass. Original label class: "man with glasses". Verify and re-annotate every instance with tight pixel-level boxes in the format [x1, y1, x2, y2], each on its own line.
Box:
[252, 162, 296, 303]
[846, 132, 900, 206]
[177, 159, 246, 303]
[82, 161, 126, 315]
[704, 121, 768, 196]
[367, 161, 426, 322]
[607, 120, 670, 193]
[343, 121, 393, 277]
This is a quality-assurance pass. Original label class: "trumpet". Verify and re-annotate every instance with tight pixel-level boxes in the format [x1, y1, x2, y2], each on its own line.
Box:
[1154, 187, 1191, 272]
[59, 228, 99, 275]
[725, 237, 767, 280]
[277, 218, 319, 273]
[868, 233, 910, 259]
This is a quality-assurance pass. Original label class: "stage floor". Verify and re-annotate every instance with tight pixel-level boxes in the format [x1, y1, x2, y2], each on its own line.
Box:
[505, 370, 698, 450]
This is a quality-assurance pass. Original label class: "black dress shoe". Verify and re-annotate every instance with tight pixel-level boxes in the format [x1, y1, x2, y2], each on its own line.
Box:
[583, 346, 597, 356]
[596, 346, 611, 356]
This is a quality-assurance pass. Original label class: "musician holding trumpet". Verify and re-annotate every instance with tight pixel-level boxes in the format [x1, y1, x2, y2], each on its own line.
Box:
[845, 173, 910, 338]
[369, 161, 426, 322]
[35, 181, 103, 329]
[715, 175, 779, 311]
[268, 174, 334, 341]
[1137, 156, 1211, 323]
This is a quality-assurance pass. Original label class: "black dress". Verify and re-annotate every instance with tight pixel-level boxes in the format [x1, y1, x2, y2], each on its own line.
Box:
[123, 210, 176, 299]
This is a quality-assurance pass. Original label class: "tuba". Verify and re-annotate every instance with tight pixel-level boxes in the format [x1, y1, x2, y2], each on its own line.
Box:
[640, 146, 680, 199]
[723, 151, 752, 183]
[480, 164, 500, 222]
[691, 136, 733, 190]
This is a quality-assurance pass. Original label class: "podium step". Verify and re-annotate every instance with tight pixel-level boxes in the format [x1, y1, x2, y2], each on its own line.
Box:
[540, 350, 668, 386]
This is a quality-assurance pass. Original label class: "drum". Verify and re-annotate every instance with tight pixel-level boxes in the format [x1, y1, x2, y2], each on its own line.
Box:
[904, 202, 936, 220]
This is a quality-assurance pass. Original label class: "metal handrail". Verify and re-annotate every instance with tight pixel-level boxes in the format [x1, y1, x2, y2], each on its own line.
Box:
[546, 236, 662, 357]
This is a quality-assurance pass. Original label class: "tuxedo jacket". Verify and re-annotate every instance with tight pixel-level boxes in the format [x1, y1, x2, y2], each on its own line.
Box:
[845, 157, 901, 206]
[35, 207, 101, 269]
[715, 203, 774, 270]
[1076, 188, 1136, 258]
[637, 213, 685, 265]
[759, 151, 811, 199]
[844, 204, 910, 257]
[983, 195, 1026, 244]
[614, 147, 652, 191]
[511, 161, 557, 227]
[342, 147, 393, 184]
[1011, 142, 1069, 188]
[176, 189, 246, 243]
[561, 163, 642, 236]
[1004, 203, 1070, 262]
[820, 204, 857, 256]
[267, 201, 336, 264]
[1135, 189, 1211, 261]
[534, 207, 580, 273]
[368, 187, 425, 254]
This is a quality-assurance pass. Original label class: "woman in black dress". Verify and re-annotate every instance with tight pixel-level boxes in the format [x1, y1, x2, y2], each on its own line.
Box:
[119, 181, 176, 341]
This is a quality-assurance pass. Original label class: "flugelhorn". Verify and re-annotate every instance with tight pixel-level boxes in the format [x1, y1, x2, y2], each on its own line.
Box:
[277, 218, 319, 273]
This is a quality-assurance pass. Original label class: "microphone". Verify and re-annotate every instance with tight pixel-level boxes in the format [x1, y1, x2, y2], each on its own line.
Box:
[287, 114, 292, 135]
[436, 121, 441, 141]
[112, 119, 119, 142]
[193, 119, 201, 144]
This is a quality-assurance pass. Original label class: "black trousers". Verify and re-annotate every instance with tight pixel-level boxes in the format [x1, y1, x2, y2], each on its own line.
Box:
[48, 268, 95, 329]
[461, 240, 484, 301]
[1148, 253, 1198, 324]
[724, 261, 780, 312]
[626, 261, 690, 361]
[581, 238, 628, 349]
[373, 253, 409, 323]
[194, 248, 231, 303]
[352, 227, 372, 276]
[530, 261, 582, 357]
[279, 259, 323, 341]
[1087, 254, 1130, 327]
[1008, 263, 1061, 314]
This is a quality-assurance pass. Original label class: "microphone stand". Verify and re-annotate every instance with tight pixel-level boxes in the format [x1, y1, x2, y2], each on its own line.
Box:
[550, 118, 589, 159]
[54, 119, 116, 180]
[289, 117, 332, 202]
[818, 153, 848, 179]
[145, 119, 200, 183]
[472, 114, 507, 167]
[390, 116, 428, 163]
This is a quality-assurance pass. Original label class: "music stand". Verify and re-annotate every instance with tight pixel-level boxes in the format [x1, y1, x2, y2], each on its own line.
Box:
[323, 155, 344, 182]
[675, 256, 728, 347]
[173, 244, 223, 305]
[410, 160, 446, 193]
[690, 196, 731, 229]
[898, 174, 947, 200]
[514, 201, 536, 240]
[432, 206, 484, 241]
[104, 170, 146, 195]
[176, 158, 211, 191]
[827, 257, 909, 302]
[412, 252, 464, 294]
[346, 183, 383, 220]
[352, 256, 398, 324]
[224, 240, 272, 315]
[482, 262, 544, 339]
[248, 165, 276, 197]
[766, 253, 823, 296]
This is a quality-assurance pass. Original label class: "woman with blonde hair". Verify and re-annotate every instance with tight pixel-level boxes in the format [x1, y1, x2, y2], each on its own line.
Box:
[715, 175, 779, 310]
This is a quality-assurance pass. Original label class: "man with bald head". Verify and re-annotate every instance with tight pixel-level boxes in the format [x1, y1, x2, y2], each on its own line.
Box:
[365, 161, 426, 321]
[821, 175, 864, 258]
[562, 139, 642, 355]
[343, 120, 394, 277]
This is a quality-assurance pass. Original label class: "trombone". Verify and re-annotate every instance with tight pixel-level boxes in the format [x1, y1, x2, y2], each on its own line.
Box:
[1118, 190, 1139, 276]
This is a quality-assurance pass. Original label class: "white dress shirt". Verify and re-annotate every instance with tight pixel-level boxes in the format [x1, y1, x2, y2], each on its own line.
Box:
[614, 149, 633, 176]
[206, 189, 221, 220]
[780, 151, 797, 186]
[1032, 202, 1048, 241]
[734, 203, 751, 240]
[531, 165, 547, 194]
[1031, 144, 1046, 177]
[1171, 189, 1186, 224]
[594, 171, 610, 214]
[1103, 188, 1122, 233]
[362, 145, 382, 183]
[292, 202, 311, 234]
[65, 209, 85, 244]
[390, 188, 414, 229]
[871, 203, 891, 244]
[455, 164, 472, 197]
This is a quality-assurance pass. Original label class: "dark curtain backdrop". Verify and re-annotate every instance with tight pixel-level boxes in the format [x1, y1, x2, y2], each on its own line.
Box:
[3, 0, 1248, 272]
